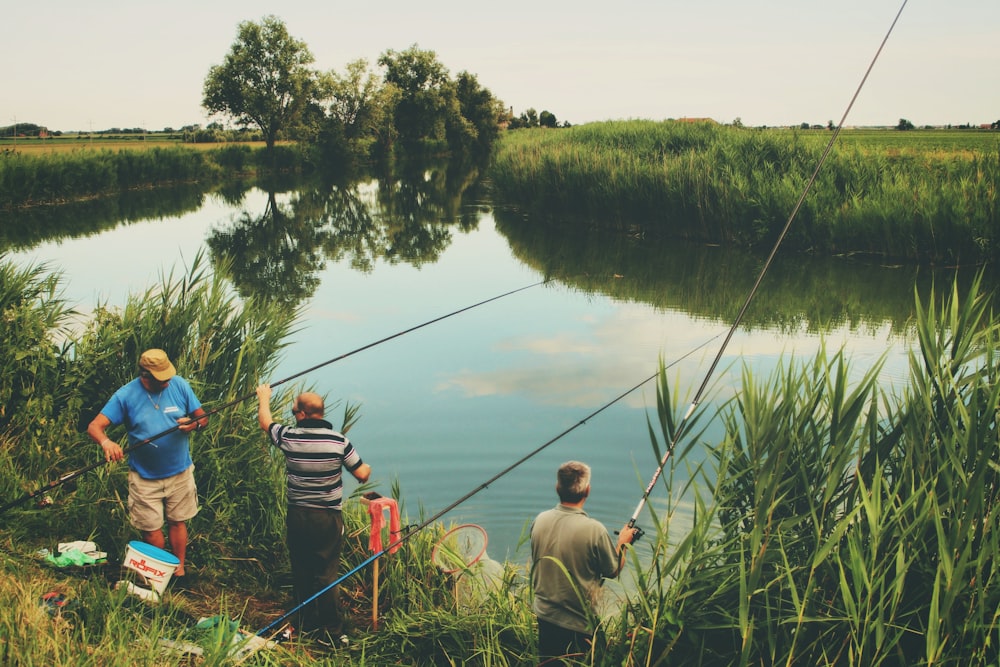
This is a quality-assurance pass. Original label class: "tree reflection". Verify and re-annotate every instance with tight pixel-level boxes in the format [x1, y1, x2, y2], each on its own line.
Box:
[207, 190, 327, 308]
[491, 207, 978, 334]
[207, 161, 482, 306]
[0, 184, 210, 252]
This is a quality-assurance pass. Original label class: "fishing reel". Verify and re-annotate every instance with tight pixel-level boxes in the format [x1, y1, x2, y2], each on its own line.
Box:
[616, 523, 645, 544]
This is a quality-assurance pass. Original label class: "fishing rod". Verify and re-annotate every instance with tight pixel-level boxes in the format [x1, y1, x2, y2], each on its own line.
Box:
[256, 331, 723, 637]
[623, 0, 910, 536]
[0, 279, 549, 516]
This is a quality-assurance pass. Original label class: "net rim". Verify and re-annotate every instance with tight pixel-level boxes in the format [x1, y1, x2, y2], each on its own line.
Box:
[430, 523, 488, 574]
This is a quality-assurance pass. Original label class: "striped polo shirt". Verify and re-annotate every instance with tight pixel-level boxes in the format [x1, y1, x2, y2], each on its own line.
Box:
[266, 418, 364, 510]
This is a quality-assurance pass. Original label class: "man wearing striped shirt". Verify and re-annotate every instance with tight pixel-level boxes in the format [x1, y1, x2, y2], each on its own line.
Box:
[256, 383, 372, 647]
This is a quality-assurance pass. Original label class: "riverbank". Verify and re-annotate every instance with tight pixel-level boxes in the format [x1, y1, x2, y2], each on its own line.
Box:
[0, 141, 308, 209]
[0, 255, 537, 664]
[489, 120, 1000, 265]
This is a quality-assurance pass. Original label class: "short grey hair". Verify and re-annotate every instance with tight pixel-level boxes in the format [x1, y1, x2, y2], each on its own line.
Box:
[556, 461, 591, 503]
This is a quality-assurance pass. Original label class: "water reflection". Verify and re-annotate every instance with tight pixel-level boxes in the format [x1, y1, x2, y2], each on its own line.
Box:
[207, 189, 328, 306]
[5, 158, 978, 336]
[205, 161, 485, 307]
[0, 183, 211, 252]
[492, 210, 978, 335]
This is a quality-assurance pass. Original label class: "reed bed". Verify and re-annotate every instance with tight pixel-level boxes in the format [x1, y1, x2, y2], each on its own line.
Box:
[1, 256, 999, 664]
[488, 121, 1000, 264]
[0, 144, 310, 209]
[599, 272, 1000, 666]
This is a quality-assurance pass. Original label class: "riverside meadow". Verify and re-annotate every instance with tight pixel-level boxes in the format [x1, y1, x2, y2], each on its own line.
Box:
[2, 121, 1000, 665]
[489, 121, 1000, 264]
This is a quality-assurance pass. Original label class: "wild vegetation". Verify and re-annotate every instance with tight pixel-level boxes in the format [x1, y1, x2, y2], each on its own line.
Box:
[1, 242, 998, 664]
[489, 120, 1000, 264]
[0, 144, 306, 209]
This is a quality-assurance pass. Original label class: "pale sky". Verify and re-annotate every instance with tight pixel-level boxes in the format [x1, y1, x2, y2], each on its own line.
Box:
[4, 1, 997, 132]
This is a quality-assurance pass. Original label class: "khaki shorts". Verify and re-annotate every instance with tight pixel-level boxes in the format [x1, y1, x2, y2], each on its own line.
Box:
[128, 465, 199, 532]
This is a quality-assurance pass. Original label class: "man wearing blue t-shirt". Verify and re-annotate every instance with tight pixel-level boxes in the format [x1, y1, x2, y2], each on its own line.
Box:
[87, 348, 207, 577]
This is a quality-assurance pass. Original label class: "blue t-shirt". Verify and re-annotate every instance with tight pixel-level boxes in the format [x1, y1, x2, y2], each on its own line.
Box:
[99, 376, 201, 479]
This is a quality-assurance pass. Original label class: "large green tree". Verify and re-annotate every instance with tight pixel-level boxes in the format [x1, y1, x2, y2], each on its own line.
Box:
[327, 58, 384, 142]
[452, 71, 505, 157]
[378, 44, 451, 152]
[203, 15, 324, 152]
[323, 58, 401, 162]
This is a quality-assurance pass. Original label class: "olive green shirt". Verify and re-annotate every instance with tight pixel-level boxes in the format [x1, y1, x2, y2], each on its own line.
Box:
[530, 504, 619, 633]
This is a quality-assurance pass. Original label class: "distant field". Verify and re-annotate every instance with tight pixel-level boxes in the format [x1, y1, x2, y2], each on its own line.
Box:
[0, 135, 269, 154]
[831, 128, 1000, 153]
[3, 127, 997, 157]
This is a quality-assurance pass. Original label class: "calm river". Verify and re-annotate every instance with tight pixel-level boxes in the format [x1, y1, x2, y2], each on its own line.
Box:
[6, 168, 941, 563]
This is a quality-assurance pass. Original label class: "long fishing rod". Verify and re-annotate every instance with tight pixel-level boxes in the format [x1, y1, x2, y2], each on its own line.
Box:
[0, 279, 548, 516]
[256, 331, 723, 637]
[256, 7, 910, 634]
[624, 0, 910, 534]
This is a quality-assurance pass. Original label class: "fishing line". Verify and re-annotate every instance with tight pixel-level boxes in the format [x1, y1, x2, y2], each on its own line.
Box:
[0, 279, 549, 516]
[255, 331, 723, 636]
[625, 0, 910, 532]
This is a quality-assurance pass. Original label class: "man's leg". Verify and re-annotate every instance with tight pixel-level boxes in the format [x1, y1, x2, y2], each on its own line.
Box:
[537, 617, 585, 664]
[166, 520, 188, 576]
[142, 529, 166, 549]
[313, 510, 345, 636]
[130, 471, 167, 553]
[163, 465, 199, 577]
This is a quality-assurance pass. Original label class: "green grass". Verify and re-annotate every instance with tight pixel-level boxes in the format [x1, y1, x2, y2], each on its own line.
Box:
[611, 271, 1000, 666]
[488, 121, 1000, 264]
[834, 127, 999, 152]
[0, 143, 309, 209]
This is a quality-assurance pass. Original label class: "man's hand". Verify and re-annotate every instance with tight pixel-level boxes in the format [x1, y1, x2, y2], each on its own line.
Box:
[177, 416, 198, 433]
[617, 524, 640, 548]
[100, 439, 124, 462]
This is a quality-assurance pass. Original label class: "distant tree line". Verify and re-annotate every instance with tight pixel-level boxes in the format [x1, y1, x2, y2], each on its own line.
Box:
[0, 123, 58, 138]
[507, 107, 569, 129]
[201, 15, 520, 166]
[784, 117, 1000, 131]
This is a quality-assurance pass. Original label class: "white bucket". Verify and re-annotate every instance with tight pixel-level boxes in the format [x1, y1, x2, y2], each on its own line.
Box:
[123, 540, 179, 594]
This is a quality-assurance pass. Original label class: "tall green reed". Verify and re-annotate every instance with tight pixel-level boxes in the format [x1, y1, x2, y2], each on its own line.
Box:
[604, 271, 1000, 666]
[0, 258, 78, 503]
[0, 251, 297, 579]
[0, 253, 535, 665]
[489, 122, 1000, 264]
[0, 143, 315, 210]
[0, 147, 223, 208]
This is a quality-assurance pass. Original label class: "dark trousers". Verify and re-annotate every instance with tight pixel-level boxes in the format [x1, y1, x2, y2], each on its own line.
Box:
[537, 617, 590, 665]
[286, 505, 345, 635]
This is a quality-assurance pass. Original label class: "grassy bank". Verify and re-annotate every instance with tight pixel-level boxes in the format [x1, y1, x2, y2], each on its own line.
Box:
[2, 255, 999, 664]
[0, 254, 536, 665]
[0, 142, 308, 209]
[488, 121, 1000, 264]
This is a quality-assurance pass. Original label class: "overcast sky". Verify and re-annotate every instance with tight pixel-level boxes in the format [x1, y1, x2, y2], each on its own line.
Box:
[4, 1, 997, 132]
